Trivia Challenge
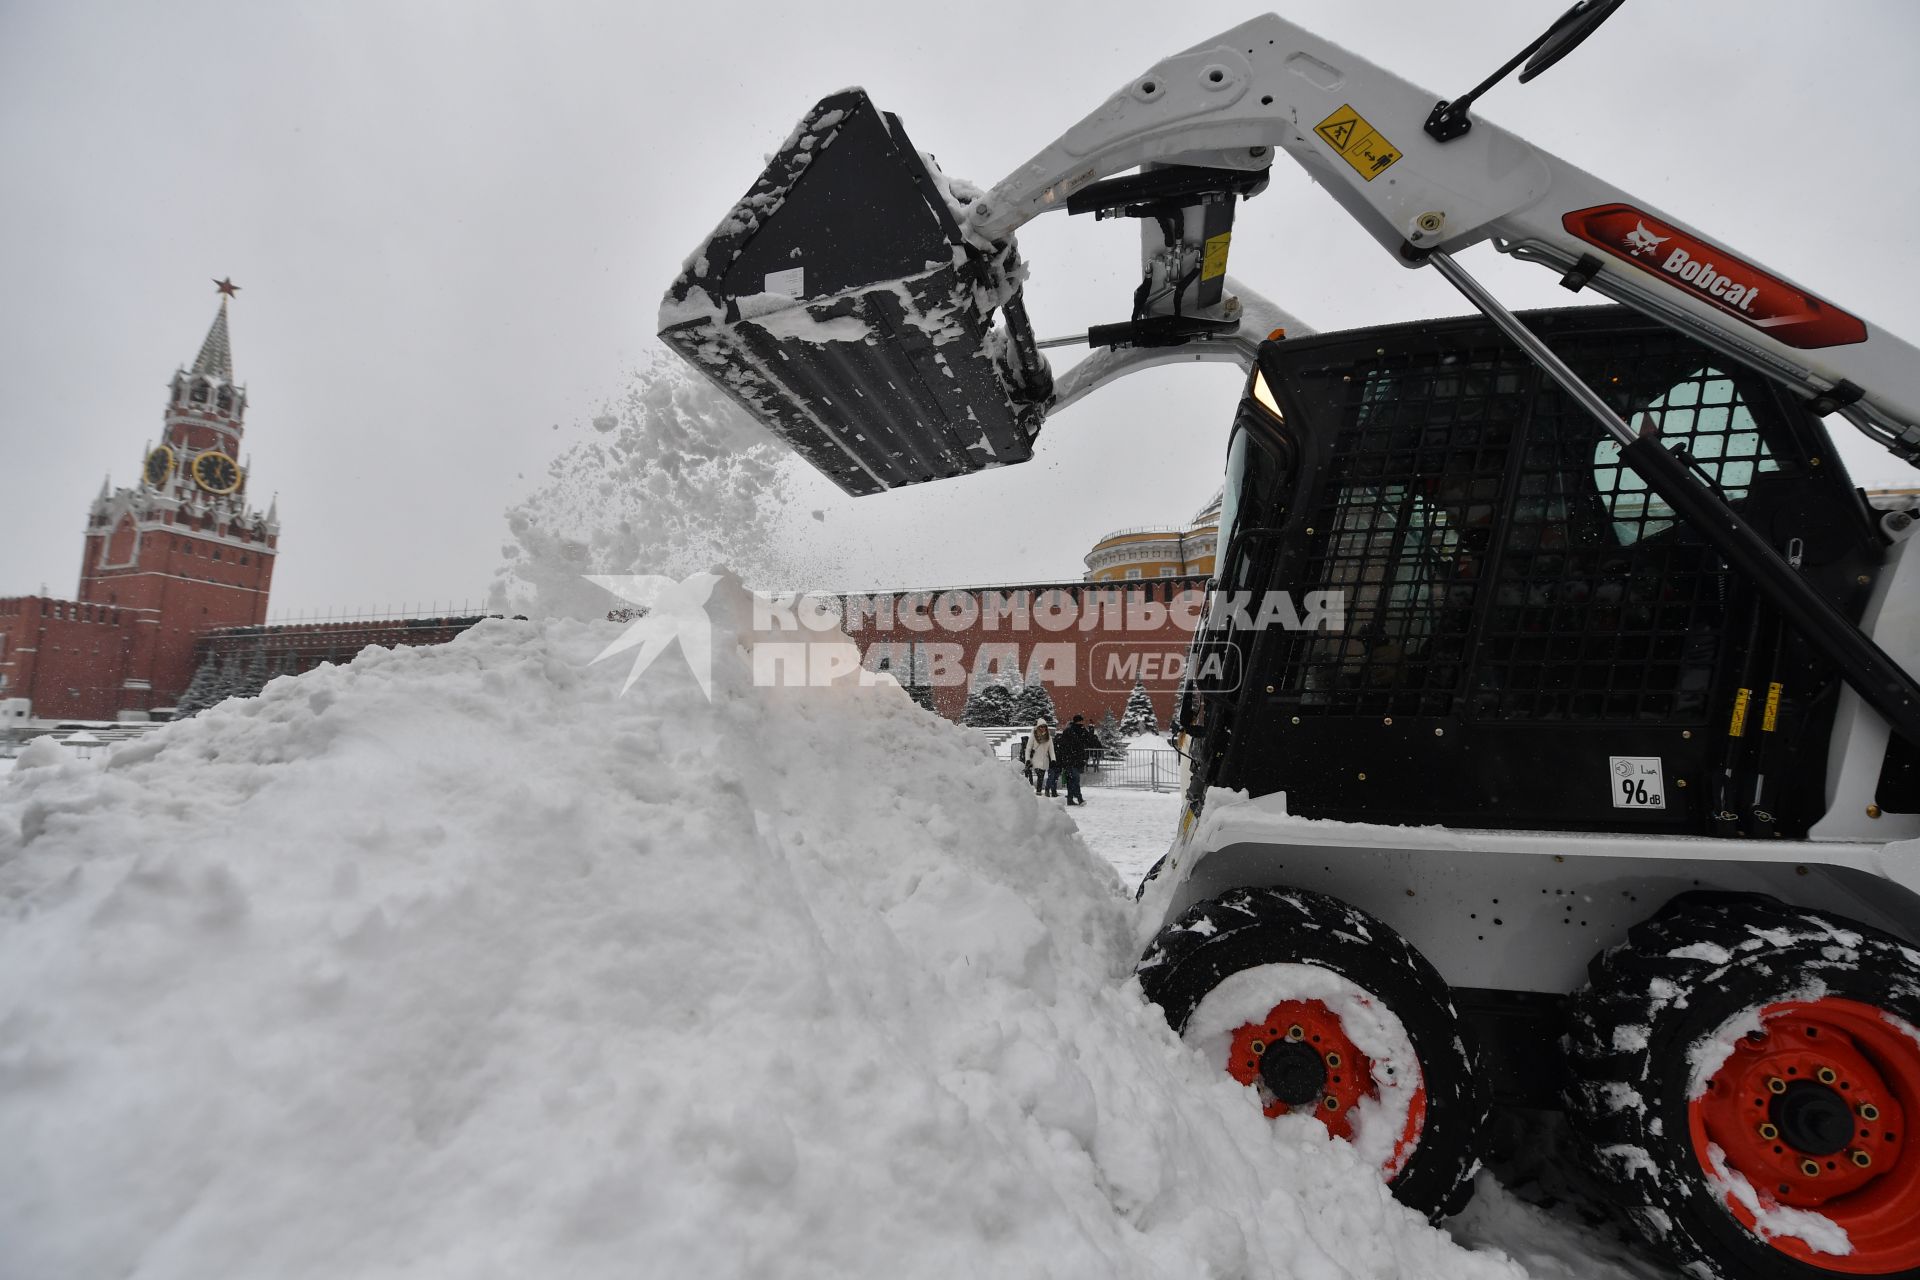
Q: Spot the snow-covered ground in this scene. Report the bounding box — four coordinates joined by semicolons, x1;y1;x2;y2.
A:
1061;787;1181;886
0;603;1672;1279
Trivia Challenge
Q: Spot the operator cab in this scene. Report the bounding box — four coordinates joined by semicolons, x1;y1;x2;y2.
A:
1184;306;1888;838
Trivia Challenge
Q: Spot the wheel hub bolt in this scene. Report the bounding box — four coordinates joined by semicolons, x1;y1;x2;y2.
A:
1288;1025;1306;1042
1758;1123;1780;1140
1323;1095;1340;1112
1767;1077;1788;1095
1852;1149;1873;1169
1745;1029;1768;1045
1326;1052;1342;1068
1860;1103;1881;1121
1817;1067;1838;1084
1251;1040;1266;1055
1800;1159;1821;1178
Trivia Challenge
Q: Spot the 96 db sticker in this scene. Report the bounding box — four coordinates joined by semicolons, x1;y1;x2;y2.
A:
1610;756;1666;809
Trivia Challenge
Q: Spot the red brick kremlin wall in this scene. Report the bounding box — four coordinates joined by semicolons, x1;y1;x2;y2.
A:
194;615;492;674
0;597;135;721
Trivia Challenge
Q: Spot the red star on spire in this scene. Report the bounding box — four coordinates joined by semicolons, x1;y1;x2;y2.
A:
213;277;241;298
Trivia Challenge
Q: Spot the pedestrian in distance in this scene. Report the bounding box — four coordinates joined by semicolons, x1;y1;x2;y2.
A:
1027;720;1058;797
1055;713;1099;806
1017;733;1033;785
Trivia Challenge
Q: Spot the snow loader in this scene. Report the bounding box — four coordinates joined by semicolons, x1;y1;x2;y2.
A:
659;6;1920;1276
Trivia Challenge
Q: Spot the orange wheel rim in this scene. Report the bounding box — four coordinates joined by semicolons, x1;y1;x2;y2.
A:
1689;997;1920;1271
1225;998;1427;1178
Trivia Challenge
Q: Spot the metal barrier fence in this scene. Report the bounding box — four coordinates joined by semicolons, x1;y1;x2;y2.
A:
1084;749;1182;791
1005;748;1182;791
1006;744;1185;791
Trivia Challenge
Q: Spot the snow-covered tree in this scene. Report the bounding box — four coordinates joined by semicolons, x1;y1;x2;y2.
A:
906;683;936;714
173;654;224;719
1096;709;1125;754
961;680;1017;727
1119;681;1159;737
1011;679;1056;726
207;652;247;705
226;648;270;701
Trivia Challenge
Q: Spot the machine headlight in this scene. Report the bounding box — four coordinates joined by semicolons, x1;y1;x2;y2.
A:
1251;368;1284;421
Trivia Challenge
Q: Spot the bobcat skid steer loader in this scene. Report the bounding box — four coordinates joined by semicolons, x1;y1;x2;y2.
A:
659;6;1920;1276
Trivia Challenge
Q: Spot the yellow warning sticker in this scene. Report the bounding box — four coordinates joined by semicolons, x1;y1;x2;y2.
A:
1763;682;1783;732
1201;232;1232;281
1729;686;1752;737
1314;104;1402;182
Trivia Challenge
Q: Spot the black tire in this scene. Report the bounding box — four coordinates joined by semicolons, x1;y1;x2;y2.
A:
1565;892;1920;1280
1136;886;1486;1221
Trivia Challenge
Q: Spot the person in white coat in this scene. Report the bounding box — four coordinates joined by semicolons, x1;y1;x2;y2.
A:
1027;721;1058;797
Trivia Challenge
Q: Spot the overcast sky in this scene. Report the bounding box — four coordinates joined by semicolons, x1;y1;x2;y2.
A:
3;1;1917;616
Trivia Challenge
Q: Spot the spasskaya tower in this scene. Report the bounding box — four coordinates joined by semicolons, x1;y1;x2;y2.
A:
74;279;281;714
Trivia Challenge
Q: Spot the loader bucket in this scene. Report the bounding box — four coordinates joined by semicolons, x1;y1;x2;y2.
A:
658;89;1052;496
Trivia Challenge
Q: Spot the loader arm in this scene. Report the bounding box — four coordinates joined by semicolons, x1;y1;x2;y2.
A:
968;12;1920;455
950;11;1920;746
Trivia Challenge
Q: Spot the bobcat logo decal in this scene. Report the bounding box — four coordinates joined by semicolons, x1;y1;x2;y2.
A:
1623;221;1668;258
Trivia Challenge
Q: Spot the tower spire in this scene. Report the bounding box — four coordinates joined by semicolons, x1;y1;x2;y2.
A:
193;280;239;380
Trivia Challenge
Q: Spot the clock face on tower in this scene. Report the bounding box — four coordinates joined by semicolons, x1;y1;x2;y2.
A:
144;445;174;487
192;450;242;495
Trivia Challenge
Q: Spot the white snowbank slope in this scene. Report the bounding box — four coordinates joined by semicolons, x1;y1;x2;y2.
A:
0;582;1523;1280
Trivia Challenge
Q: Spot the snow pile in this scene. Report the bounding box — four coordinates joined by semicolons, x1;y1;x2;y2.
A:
0;582;1524;1280
490;355;833;619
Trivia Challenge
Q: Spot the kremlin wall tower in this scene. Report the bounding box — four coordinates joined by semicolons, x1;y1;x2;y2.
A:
0;286;477;732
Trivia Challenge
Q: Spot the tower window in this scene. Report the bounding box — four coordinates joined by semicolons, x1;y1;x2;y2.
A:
191;380;209;404
216;387;233;411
